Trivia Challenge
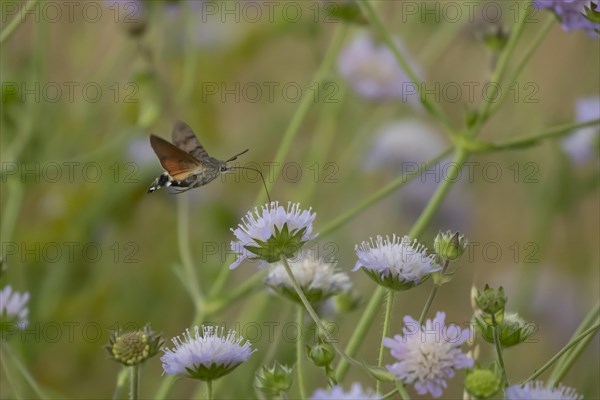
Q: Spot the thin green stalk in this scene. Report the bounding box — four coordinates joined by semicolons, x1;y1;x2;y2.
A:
522;322;600;384
319;148;452;238
471;3;528;135
177;195;203;304
1;345;23;399
336;148;470;380
549;302;599;384
491;314;509;386
377;290;394;394
204;271;267;315
358;0;451;132
129;365;139;400
418;260;450;325
2;343;47;399
296;307;307;399
0;0;40;45
255;25;347;205
207;380;213;400
112;367;129;400
0;180;23;260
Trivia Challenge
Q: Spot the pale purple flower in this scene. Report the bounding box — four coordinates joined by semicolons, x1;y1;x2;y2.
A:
383;312;474;398
354;235;441;290
310;383;379;399
229;202;317;269
0;285;30;329
161;325;254;380
562;96;600;164
535;0;600;37
337;31;421;104
505;381;582;399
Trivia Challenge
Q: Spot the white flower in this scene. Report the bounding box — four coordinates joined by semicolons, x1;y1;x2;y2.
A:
354;235;441;290
229;202;317;269
562;96;600;164
505;381;582;400
337;31;421;104
310;382;379;400
383;312;474;398
0;285;30;329
161;325;255;381
266;250;352;303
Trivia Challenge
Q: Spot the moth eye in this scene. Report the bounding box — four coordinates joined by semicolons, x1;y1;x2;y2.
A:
221;166;227;172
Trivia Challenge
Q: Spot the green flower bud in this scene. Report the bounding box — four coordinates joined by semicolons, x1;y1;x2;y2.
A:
480;25;509;53
474;312;535;348
332;289;362;313
318;0;367;24
254;361;294;396
464;368;502;399
307;341;335;368
475;285;507;318
434;231;468;261
245;223;308;263
105;324;163;366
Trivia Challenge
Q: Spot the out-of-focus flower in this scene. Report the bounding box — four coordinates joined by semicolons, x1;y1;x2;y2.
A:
105;0;147;36
266;250;352;304
161;325;254;381
505;381;582;399
383;312;474;398
464;368;502;399
534;0;600;37
229;202;317;269
310;382;379;399
337;31;421;104
0;285;30;329
562;96;600;164
354;235;441;291
106;324;163;366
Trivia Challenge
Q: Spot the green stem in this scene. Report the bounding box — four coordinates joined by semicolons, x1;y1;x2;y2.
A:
255;25;347;205
522;322;600;384
296;307;307;399
418;260;450;325
377;290;394;394
491;314;509;386
129;365;139;400
207;380;213;400
481;119;600;152
336;149;470;380
2;343;48;399
112;367;129;400
204;271;267;315
319;148;452;238
0;179;23;260
358;0;451;132
177;195;203;304
0;0;40;45
549;302;600;384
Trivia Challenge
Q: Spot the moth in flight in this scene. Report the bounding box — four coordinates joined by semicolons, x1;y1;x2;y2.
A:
148;120;270;201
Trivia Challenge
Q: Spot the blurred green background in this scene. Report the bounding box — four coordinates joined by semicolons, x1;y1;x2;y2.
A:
1;0;598;398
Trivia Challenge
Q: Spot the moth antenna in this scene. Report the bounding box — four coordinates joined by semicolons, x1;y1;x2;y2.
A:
226;149;249;163
228;166;272;204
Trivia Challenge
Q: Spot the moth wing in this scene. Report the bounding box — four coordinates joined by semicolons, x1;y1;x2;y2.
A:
150;135;201;181
171;120;210;162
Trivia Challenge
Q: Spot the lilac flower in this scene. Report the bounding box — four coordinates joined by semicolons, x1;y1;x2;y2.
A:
310;383;379;399
383;312;474;398
562;96;600;164
354;235;441;290
161;325;255;381
535;0;600;37
505;381;582;399
337;31;421;104
0;285;30;329
230;202;317;269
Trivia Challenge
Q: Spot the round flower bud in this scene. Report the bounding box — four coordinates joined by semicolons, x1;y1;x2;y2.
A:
254;361;294;396
106;324;163;366
434;231;467;261
474;312;535;348
307;341;335;368
475;285;507;318
464;368;502;399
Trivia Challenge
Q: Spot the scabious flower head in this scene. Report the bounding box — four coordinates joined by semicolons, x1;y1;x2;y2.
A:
161;325;255;381
337;31;421;104
310;383;379;399
354;235;441;291
266;250;352;304
562;96;600;164
383;312;474;398
106;324;163;366
230;202;317;269
505;381;582;399
0;285;30;330
534;0;600;37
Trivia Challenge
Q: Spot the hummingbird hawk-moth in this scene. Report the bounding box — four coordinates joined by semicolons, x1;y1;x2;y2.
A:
148;120;270;201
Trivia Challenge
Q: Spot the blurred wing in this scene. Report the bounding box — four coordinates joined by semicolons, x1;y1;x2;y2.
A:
150;135;200;181
171;120;210;162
